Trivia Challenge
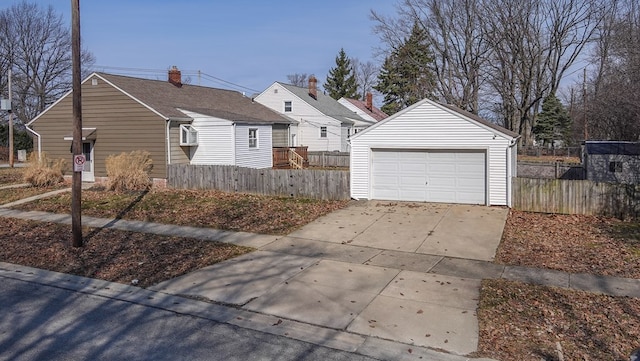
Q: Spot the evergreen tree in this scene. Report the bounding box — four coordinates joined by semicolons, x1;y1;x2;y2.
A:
374;23;435;115
323;48;358;100
533;94;572;147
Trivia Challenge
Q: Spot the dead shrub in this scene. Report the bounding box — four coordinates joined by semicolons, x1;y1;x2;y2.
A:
106;150;153;191
23;152;67;187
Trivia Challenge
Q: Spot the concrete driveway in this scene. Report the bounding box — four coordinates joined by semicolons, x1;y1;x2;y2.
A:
151;201;509;357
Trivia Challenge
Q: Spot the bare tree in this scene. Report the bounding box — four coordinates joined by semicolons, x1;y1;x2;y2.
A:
583;0;640;140
371;0;603;143
482;0;602;144
372;0;488;114
0;2;95;124
351;58;379;100
286;73;308;87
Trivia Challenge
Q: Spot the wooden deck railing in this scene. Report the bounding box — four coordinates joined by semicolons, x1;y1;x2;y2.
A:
273;147;308;169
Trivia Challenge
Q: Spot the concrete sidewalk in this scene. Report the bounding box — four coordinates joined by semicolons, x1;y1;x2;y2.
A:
1;192;640;359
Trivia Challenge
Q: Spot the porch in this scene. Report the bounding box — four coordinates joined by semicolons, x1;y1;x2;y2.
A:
273;147;309;169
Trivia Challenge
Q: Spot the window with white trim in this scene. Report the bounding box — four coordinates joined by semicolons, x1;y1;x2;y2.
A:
320;126;327;138
180;124;198;146
249;128;258;148
284;101;292;112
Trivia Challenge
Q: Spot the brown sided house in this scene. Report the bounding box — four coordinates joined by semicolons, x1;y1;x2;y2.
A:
26;67;294;183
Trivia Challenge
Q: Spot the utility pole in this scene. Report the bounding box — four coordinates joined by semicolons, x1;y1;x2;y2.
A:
71;0;83;247
8;69;13;167
583;67;588;141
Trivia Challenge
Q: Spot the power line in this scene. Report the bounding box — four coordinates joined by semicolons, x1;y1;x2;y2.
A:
92;65;260;93
198;72;260;93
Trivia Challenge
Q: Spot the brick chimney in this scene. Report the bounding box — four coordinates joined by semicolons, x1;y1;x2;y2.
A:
168;66;182;87
308;75;317;100
365;92;373;111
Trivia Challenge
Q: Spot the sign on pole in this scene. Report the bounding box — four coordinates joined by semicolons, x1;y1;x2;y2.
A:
73;154;86;172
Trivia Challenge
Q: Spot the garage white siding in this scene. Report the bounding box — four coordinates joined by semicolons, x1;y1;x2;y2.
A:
350;99;518;206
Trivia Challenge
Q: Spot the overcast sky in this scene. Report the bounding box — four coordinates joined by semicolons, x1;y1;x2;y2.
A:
3;0;397;94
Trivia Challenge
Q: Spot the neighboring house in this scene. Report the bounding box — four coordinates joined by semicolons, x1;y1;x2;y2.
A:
350;98;520;206
338;93;388;133
254;76;366;152
584;141;640;184
26;67;293;183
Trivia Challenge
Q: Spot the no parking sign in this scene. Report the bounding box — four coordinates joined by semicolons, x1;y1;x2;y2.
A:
73;154;86;172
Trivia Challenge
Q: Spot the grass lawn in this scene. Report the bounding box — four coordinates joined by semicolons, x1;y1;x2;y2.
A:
0;218;252;288
14;187;350;235
0;167;26;185
476;210;640;360
3;180;639;359
518;155;581;164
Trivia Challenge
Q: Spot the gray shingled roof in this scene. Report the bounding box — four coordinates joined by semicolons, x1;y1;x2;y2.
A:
277;82;367;125
97;73;293;124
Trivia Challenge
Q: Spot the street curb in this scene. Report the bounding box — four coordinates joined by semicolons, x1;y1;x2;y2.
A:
0;262;492;361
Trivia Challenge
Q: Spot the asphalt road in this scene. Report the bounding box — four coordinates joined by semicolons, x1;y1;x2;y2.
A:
0;277;378;361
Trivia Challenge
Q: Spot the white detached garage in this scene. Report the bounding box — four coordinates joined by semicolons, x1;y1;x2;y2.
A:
350;99;519;206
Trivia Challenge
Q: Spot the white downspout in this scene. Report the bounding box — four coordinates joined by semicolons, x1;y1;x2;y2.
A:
232;123;237;165
166;119;172;165
25;125;42;161
507;137;520;208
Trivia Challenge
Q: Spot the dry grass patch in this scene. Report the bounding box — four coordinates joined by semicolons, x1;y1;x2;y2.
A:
496;210;640;278
0;167;25;185
0;218;252;288
518;155;581;164
23;153;67;187
0;185;68;205
106;150;153;191
15;188;350;235
477;279;640;361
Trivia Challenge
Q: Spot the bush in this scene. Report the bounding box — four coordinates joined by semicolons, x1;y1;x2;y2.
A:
106;150;153;191
23;152;67;187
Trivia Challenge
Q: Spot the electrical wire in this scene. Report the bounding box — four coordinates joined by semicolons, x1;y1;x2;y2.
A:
92;65;260;93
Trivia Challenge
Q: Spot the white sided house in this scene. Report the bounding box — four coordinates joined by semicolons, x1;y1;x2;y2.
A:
350;98;519;206
177;109;274;168
338;93;388;133
255;76;365;152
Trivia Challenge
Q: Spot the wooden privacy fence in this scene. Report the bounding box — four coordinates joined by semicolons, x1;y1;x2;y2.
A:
167;164;350;200
512;177;640;219
308;151;350;168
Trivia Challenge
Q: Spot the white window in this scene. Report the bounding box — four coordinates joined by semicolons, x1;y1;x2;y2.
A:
249;128;258;148
180;124;198;146
284;101;292;112
320;126;327;138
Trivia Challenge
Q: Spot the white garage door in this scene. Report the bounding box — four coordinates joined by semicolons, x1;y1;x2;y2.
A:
371;149;486;204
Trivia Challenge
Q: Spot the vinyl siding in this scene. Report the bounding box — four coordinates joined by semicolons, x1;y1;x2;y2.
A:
297;116;342;151
187;113;235;166
235;124;272;168
255;83;344;151
341;124;351;152
350;100;514;206
30;75;167;178
169;122;190;165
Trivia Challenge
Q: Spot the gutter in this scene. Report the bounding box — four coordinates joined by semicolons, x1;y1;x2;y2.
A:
25;125;42;161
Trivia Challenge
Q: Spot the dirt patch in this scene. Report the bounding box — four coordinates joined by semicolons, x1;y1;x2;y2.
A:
0;167;26;185
14;187;350;235
0;218;251;288
518;155;581;164
496;210;640;278
477;279;640;361
0;185;69;205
